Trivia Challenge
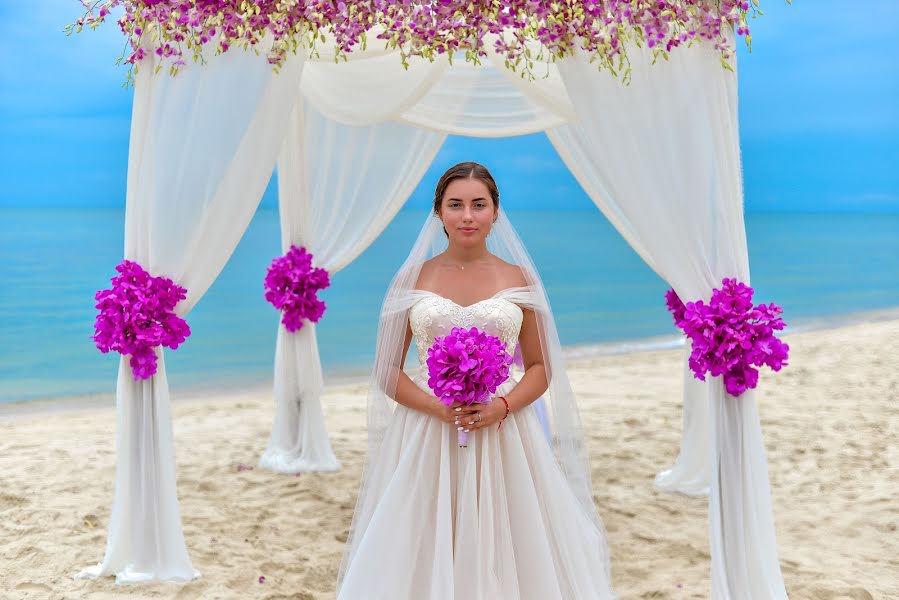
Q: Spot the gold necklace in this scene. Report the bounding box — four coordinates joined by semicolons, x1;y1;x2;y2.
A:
445;255;486;271
445;259;472;271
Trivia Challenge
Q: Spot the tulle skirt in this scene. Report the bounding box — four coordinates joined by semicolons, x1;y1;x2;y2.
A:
337;378;616;600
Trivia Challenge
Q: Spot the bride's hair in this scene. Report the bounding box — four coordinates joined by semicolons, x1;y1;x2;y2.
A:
432;161;501;216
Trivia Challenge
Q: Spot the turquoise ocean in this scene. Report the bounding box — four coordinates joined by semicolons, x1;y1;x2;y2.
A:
1;208;897;403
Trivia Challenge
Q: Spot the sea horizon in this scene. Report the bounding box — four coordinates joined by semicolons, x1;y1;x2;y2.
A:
2;207;898;404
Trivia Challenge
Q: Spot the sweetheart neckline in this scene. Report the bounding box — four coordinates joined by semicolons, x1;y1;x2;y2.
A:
412;288;525;310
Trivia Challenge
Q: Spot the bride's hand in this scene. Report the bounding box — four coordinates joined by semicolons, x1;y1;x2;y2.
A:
429;400;479;425
456;397;507;432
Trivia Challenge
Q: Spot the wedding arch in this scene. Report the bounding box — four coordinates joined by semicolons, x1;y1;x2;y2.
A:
76;3;788;598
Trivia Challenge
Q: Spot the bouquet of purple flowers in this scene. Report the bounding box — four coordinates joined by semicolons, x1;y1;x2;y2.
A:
666;278;789;397
426;326;513;447
92;260;191;380
264;245;330;332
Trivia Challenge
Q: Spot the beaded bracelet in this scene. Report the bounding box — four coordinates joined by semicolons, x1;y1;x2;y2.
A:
497;396;511;430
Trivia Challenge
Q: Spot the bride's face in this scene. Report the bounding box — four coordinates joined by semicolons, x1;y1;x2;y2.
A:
438;178;497;247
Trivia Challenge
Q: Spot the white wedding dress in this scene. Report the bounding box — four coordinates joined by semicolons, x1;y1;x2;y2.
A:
337;288;616;600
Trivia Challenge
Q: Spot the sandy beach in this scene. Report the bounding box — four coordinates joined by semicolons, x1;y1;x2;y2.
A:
1;318;897;599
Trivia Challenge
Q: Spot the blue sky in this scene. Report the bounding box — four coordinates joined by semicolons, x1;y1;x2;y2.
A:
1;1;897;212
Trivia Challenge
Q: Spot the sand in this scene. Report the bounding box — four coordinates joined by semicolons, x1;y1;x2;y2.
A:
1;319;897;599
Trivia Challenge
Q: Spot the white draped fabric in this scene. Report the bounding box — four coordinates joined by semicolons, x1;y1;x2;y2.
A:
264;50;569;474
654;345;712;496
300;50;570;135
78;49;305;582
84;30;787;599
545;42;787;598
259;97;446;473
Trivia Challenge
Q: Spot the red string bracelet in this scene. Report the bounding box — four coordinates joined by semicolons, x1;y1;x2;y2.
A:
497;396;511;430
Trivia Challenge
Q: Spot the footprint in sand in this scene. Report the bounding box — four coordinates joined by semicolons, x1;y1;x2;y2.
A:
82;513;100;529
0;493;28;510
15;582;52;593
808;588;875;600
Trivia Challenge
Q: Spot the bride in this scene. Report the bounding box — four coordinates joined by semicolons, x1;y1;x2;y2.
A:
337;162;616;599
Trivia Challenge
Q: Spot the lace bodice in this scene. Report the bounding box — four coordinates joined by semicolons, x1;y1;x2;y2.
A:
409;291;525;371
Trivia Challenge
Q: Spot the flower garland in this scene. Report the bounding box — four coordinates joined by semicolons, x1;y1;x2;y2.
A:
92;260;191;380
665;278;789;397
263;245;329;332
67;1;771;84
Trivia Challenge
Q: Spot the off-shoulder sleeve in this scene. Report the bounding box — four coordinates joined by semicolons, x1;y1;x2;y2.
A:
493;285;549;313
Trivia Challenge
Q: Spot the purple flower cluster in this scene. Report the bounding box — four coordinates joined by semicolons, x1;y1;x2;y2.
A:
665;288;687;327
263;245;329;332
68;1;762;84
666;278;789;397
92;260;191;380
427;327;513;407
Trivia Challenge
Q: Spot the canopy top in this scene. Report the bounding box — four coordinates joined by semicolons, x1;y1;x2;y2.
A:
69;1;757;85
